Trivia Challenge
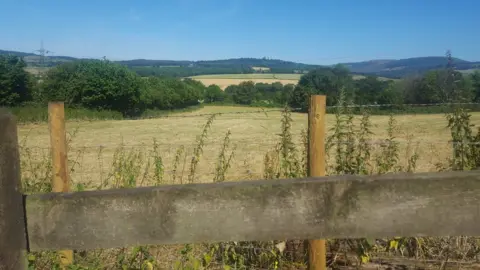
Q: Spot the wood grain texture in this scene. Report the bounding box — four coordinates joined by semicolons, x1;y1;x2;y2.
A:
0;110;27;270
48;102;73;267
26;170;480;251
308;95;327;270
48;102;70;193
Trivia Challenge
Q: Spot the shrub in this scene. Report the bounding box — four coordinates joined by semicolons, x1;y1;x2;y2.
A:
0;55;33;106
40;60;143;116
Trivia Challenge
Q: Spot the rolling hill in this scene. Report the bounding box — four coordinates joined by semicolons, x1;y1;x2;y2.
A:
342;57;480;78
1;49;478;78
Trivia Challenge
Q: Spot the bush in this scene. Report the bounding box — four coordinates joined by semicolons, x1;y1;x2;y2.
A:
40;60;143;116
0;55;33;106
204;84;225;103
141;77;204;110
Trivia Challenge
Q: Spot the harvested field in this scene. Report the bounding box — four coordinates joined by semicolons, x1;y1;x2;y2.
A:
190;73;396;89
189;74;301;89
17;105;480;187
15;104;480;269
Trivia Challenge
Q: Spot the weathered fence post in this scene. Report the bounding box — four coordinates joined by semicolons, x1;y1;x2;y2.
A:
308;95;327;270
48;102;73;267
0;110;27;270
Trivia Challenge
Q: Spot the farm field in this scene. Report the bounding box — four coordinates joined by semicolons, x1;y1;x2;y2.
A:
189;73;301;89
189;73;395;89
17;105;480;189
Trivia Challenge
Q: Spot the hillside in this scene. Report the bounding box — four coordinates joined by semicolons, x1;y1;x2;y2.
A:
343;57;480;78
1;49;478;78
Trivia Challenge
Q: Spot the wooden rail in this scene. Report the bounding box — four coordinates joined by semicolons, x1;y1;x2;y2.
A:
25;170;480;251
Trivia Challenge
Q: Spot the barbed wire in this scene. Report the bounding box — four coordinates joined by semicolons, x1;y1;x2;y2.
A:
18;139;480;151
326;102;480;109
60;102;480;121
138;108;286;119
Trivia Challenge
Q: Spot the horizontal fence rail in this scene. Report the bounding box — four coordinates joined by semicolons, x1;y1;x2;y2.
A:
26;170;480;251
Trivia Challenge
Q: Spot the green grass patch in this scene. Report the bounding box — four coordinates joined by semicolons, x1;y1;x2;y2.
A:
6;104;205;123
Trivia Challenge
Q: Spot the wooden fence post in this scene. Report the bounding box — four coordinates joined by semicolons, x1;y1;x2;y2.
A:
0;110;28;270
308;95;327;270
48;102;73;267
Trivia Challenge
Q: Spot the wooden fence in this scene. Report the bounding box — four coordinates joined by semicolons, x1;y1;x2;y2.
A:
2;96;480;270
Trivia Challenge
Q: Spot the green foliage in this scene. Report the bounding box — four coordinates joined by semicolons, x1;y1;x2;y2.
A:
354;75;392;104
230;81;257;105
0;55;33;105
188;114;216;183
41;60;144;116
142;76;203;110
10;105;123;123
289;65;354;111
214;130;236;183
204;84;226;103
471;71;480;102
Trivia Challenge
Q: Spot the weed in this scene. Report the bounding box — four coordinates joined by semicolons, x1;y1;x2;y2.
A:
188;114;216;183
213;130;236;182
171;145;185;185
152;138;164;185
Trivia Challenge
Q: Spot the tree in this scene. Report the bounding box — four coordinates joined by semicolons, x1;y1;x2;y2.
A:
288;65;353;111
41;60;143;116
470;71;480;102
204;84;225;103
354;76;391;104
0;55;32;106
232;81;256;105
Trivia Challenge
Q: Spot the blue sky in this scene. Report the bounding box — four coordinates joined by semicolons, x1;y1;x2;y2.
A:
1;0;479;64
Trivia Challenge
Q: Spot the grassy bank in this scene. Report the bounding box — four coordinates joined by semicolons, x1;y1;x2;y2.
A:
6;104;205;123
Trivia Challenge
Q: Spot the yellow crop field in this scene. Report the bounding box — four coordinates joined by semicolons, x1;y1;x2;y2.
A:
190;73;395;89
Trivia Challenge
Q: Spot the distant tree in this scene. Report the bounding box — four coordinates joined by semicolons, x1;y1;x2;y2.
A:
377;81;404;105
42;60;143;116
288;65;353;111
354;76;391;104
275;83;295;105
204;84;225;103
288;84;312;111
0;55;32;106
470;71;480;102
232;81;256;105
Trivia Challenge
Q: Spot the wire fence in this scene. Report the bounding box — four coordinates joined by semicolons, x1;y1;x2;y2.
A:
120;102;480;120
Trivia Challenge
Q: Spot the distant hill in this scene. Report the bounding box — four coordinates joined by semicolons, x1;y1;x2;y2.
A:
116;57;320;74
0;49;85;67
342;57;480;78
1;49;478;78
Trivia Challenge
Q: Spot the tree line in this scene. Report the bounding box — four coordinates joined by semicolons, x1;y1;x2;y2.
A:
2;54;480;117
1;56;208;116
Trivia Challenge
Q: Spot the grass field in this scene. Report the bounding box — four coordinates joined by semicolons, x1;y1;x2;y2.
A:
189;73;301;89
190;73;396;89
17;105;479;187
17;104;480;268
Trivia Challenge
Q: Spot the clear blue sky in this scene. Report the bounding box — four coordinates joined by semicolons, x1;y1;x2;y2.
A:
1;0;479;64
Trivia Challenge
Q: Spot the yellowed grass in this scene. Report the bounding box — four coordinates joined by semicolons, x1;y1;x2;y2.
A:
17;106;480;187
195;78;298;89
190;73;396;89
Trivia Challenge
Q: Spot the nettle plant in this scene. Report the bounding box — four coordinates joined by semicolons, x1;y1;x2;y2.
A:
324;88;423;266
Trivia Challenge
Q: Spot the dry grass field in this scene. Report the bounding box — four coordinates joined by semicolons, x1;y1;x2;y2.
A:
17;105;480;189
189;74;301;89
190;74;396;89
17;104;480;269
